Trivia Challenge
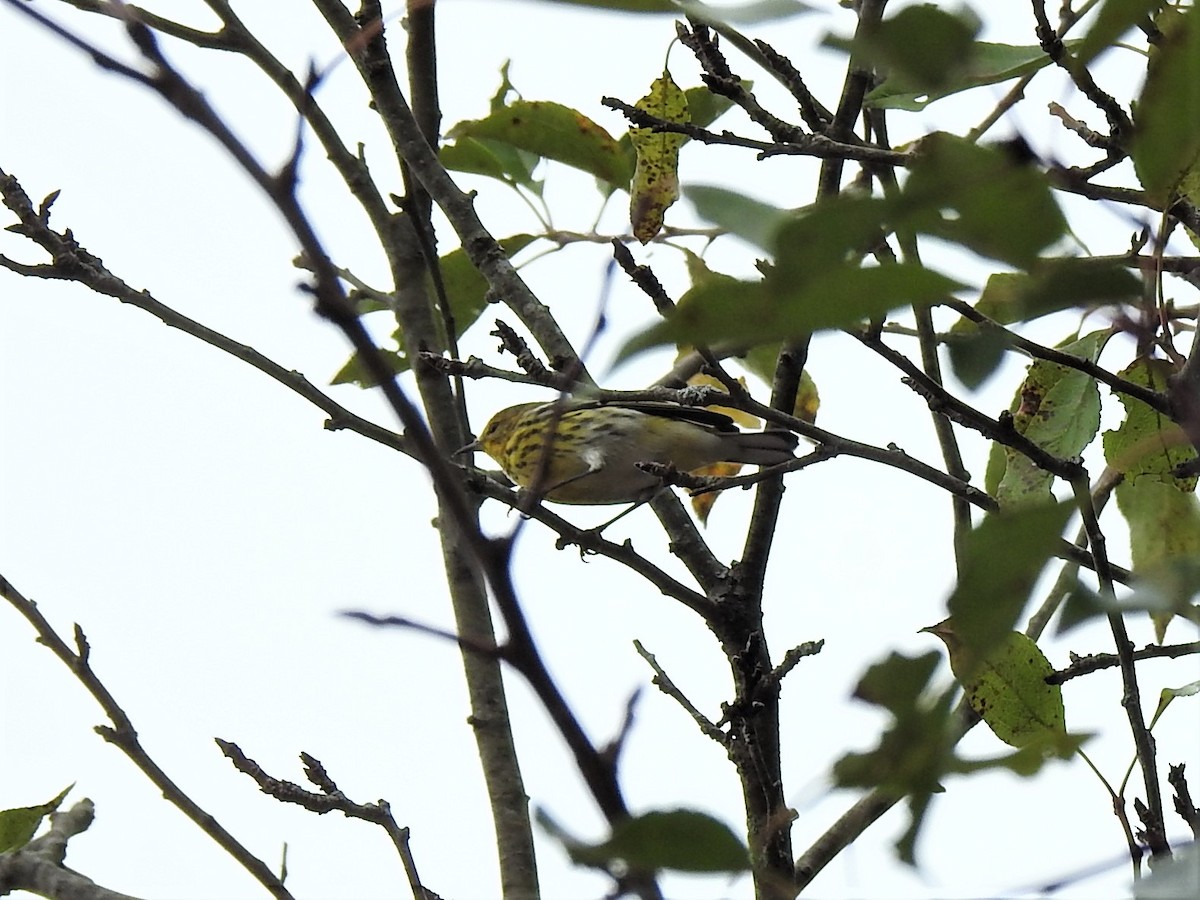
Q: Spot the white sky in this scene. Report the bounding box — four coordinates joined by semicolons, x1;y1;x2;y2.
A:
2;1;1198;898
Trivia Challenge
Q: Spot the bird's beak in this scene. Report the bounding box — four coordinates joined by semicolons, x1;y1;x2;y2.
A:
455;439;482;457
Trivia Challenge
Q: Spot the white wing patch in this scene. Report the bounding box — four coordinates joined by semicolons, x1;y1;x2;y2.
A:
580;444;607;473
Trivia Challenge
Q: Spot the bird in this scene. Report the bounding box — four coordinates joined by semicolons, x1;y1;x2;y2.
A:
466;399;798;505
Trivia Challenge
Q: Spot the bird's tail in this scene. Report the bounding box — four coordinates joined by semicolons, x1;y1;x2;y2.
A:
725;429;799;466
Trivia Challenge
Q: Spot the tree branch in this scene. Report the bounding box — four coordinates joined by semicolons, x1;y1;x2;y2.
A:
0;574;292;899
0;799;145;900
215;742;442;900
1047;641;1200;685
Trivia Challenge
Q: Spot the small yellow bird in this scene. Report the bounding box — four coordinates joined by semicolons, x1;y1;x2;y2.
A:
468;400;798;505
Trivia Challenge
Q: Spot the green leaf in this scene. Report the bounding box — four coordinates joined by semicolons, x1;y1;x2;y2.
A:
1123;482;1200;570
692;146;1068;279
532;0;678;13
1132;4;1200;201
630;71;688;243
1054;579;1109;635
684;85;740;131
332;234;537;387
1129;558;1200;621
488;60;519;115
0;786;72;853
1116;480;1200;640
594;810;749;873
1056;562;1200;635
945;259;1132;393
836;654;956;798
771;196;893;278
439;233;538;336
619;263;961;360
902;134;1066;267
946;501;1075;668
992;331;1108;507
929;628;1067;747
1077;0;1164;64
441;136;544;194
866;41;1073;111
853;651;941;714
685;185;794;251
677;247;729;288
969;260;1141;326
954;732;1087;777
947;327;1011;390
1102;357;1196;486
983;435;1007;498
1149;678;1200;729
837;653;957;864
686;188;891;264
842;4;981;94
676;0;813;26
330;344;407;388
448;100;632;190
968;272;1031;326
538;807;749;873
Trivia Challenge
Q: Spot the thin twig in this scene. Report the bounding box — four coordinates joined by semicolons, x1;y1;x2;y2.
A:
941;297;1169;413
1031;0;1133;140
1168;764;1199;839
1027;467;1121;639
0;573;292;899
1047;641;1200;685
0;170;412;457
216;742;442;900
860;331;1087;482
1070;477;1170;858
601;96;908;168
7;14;652;896
633;640;727;745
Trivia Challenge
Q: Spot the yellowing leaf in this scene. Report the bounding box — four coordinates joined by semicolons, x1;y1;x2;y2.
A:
743;345;820;423
630;72;689;243
684;371;756;523
448;100;632;190
794;368;820;424
689;459;742;524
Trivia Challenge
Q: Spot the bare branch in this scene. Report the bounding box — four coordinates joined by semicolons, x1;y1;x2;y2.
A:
1168;764;1200;840
1047;641;1200;685
0;573;292;899
633;640;727;745
601;95;908;168
215;742;442;900
0;169;410;458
